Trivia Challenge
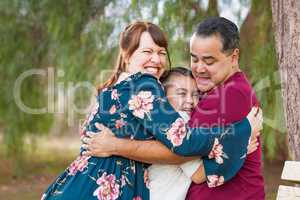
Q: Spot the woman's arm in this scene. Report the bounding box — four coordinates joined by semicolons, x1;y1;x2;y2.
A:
83;126;259;185
83;126;196;164
83;126;260;159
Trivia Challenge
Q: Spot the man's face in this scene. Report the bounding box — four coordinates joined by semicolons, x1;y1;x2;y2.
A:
190;34;239;92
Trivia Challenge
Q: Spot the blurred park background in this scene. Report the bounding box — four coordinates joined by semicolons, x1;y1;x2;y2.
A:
0;0;291;199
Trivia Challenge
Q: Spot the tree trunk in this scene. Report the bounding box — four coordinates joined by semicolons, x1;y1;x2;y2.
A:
271;0;300;161
206;0;219;17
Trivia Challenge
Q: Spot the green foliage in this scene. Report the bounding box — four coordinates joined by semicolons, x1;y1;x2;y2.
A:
0;0;114;163
1;1;53;159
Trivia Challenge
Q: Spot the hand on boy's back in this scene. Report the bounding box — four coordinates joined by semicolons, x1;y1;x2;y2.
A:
81;123;117;157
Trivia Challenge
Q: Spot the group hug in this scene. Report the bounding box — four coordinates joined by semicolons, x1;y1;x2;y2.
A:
41;17;265;200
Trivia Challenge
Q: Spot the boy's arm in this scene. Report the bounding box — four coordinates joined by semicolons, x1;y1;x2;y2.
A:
191;165;206;184
179;159;206;184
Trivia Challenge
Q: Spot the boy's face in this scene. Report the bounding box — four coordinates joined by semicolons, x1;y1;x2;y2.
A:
190;34;239;92
165;74;200;115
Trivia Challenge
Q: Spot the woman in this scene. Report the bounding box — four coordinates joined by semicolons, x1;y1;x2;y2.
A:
42;21;261;200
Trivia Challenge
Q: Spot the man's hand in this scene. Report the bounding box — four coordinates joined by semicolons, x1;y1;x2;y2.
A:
247;131;260;154
245;107;262;154
246;107;263;138
81;123;117;157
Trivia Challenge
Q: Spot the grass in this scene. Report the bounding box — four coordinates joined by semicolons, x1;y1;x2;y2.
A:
0;135;79;200
0;154;74;200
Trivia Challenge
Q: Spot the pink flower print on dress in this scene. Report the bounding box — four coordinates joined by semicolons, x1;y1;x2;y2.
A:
166;118;187;147
133;197;142;200
93;172;120;200
121;175;126;187
109;105;117;114
80;126;87;137
68;155;90;175
128;91;154;119
111;89;119;100
81;118;88;129
207;175;225;188
208;138;225;164
115;118;126;129
87;102;99;123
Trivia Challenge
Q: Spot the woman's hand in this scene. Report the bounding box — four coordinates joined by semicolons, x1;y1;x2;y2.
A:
81;123;118;157
246;107;263;137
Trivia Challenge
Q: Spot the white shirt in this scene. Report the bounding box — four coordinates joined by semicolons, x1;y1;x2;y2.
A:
148;111;203;200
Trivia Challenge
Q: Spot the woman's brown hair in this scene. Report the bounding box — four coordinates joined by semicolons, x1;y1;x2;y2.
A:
97;21;171;93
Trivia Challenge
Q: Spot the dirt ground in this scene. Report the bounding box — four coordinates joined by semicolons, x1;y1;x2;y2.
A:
0;136;290;200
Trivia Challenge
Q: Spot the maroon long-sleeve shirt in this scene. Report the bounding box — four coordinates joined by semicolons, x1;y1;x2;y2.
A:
186;72;265;200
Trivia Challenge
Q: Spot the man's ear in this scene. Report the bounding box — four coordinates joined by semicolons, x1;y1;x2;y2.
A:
231;48;240;64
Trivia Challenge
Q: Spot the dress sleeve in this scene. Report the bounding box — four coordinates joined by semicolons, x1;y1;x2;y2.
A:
120;73;252;186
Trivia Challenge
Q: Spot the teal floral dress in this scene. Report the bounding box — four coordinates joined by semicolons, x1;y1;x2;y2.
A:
42;73;252;200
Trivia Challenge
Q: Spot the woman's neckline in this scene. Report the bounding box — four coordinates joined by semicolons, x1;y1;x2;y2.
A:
115;72;132;85
110;71;159;89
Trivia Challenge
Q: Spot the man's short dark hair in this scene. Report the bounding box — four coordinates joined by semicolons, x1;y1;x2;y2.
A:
195;17;240;53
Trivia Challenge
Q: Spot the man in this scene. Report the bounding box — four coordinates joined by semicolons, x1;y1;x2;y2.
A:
82;17;264;200
185;17;265;200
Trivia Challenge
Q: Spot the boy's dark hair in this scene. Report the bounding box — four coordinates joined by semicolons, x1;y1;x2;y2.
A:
195;17;240;53
159;67;193;85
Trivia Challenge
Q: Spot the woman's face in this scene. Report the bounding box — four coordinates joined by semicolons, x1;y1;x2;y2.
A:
165;74;200;115
125;31;167;78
